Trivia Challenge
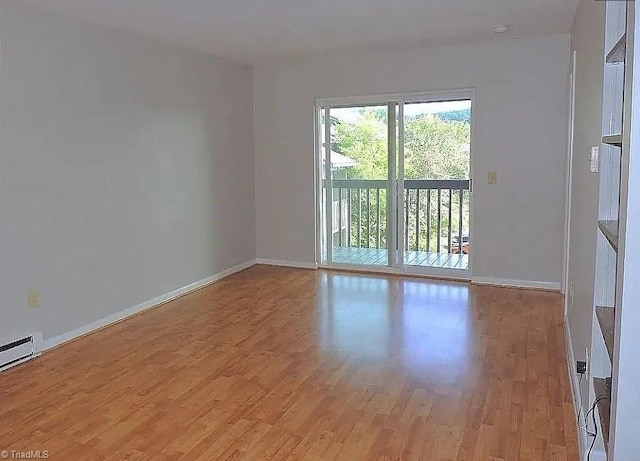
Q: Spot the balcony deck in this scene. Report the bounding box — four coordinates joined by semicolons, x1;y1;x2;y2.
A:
331;246;469;270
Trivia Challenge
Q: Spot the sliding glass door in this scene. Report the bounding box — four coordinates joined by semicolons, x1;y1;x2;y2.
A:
317;101;400;268
317;92;472;277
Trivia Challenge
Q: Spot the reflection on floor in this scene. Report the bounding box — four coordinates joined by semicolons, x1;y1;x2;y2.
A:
318;271;471;382
331;246;469;269
0;266;577;460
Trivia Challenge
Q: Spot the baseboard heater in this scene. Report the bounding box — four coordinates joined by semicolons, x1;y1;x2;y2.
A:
0;335;37;372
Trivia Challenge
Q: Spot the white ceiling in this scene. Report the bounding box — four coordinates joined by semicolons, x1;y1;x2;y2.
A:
24;0;579;64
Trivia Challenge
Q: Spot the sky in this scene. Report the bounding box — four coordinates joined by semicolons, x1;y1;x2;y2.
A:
405;100;471;116
331;100;471;123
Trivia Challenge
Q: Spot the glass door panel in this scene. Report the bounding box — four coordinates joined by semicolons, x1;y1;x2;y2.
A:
320;103;395;268
401;99;472;273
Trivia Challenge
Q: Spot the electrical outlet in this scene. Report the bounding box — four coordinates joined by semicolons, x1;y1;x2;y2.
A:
28;289;40;308
488;171;498;185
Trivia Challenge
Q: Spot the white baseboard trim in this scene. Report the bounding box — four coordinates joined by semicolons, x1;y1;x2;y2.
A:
42;259;257;351
255;258;318;270
565;317;588;459
471;276;561;291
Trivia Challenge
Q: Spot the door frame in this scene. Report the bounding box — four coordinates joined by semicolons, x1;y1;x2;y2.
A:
314;88;475;280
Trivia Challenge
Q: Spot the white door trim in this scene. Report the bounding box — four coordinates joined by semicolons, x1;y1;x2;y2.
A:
563;51;577;308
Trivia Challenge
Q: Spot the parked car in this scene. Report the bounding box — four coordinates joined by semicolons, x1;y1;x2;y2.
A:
450;235;470;254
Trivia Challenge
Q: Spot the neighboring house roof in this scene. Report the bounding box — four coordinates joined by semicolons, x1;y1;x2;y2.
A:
322;150;358;169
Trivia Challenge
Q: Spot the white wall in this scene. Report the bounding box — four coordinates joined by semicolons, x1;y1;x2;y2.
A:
254;35;570;285
567;0;604;417
0;3;255;343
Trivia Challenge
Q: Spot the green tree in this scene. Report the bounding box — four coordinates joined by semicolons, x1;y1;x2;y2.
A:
332;108;471;252
335;111;388;180
403;114;470;180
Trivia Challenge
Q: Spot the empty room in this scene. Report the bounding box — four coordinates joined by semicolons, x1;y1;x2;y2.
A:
1;0;639;460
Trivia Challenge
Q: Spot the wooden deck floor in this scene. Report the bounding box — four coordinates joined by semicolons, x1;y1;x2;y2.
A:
332;246;469;270
0;266;578;460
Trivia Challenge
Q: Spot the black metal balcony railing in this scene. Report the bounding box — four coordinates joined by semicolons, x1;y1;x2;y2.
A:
326;179;470;254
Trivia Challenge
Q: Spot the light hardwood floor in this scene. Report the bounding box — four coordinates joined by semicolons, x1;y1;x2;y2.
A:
0;266;579;460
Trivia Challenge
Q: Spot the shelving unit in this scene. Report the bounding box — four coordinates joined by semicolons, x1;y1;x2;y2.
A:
593;377;612;451
591;1;623;458
595;306;615;362
589;2;640;460
601;134;622;147
606;34;626;64
597;220;619;251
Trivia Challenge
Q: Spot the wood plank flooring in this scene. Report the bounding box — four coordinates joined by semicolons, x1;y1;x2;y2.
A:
0;265;579;460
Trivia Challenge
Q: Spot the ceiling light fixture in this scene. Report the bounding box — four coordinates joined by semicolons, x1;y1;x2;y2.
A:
494;25;509;34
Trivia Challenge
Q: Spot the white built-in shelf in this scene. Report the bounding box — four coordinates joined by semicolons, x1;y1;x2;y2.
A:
594;377;612;452
599;220;619;251
606;33;627;64
602;134;623;147
596;306;615;363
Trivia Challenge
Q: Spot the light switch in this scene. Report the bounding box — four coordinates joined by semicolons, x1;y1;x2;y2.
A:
488;171;498;185
28;289;40;308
